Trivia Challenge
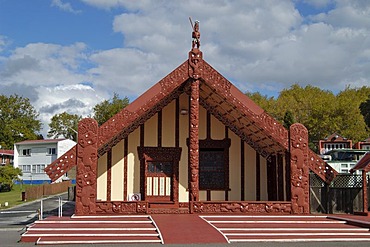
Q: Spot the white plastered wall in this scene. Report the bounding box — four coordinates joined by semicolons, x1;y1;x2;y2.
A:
127;128;140;196
111;140;124;201
178;93;189;202
97;153;107;201
144;113;157;146
96;90;270;203
162;100;176;147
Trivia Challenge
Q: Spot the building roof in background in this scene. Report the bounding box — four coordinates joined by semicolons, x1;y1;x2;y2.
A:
350;152;370;172
0;149;14;156
15;139;69;145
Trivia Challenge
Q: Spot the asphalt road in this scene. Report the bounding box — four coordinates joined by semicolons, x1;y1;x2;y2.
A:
1;195;370;247
0;193;72;228
0;193;76;246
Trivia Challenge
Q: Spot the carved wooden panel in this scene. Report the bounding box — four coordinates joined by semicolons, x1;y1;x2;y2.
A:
307;149;337;183
106;150;112;201
44;145;77;182
98;62;188;155
189;79;200;203
201;61;288;151
289;123;310;214
96;201;147;214
362;171;368;213
191;201;292;214
75;118;98;215
188;48;203;79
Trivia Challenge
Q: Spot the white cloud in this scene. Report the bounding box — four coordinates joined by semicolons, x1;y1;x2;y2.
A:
2;0;370;137
51;0;81;14
88;48;165;97
311;1;370;29
1;42;89;86
34;84;104;137
80;0;150;10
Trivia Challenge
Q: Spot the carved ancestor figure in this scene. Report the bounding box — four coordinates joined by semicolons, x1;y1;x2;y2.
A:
189;48;202;79
190;17;200;49
289;124;310;214
75;118;98;215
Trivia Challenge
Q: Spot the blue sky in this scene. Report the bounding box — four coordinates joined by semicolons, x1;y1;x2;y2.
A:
0;1;122;51
1;0;370;137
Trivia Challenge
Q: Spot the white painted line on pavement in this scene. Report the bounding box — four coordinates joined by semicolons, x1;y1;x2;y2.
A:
0;210;35;214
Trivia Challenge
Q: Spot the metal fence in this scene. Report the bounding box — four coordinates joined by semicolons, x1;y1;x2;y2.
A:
310;173;369;214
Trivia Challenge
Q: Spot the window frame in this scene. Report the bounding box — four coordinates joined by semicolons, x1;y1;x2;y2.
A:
21;149;31;156
47;148;56;155
191;138;231;191
22;164;31;173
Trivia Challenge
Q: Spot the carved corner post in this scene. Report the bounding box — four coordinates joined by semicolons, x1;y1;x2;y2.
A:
362;170;368;214
75;118;99;215
188;48;202;212
289;123;310;214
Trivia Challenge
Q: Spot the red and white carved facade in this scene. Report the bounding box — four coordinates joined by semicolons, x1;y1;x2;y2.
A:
45;26;338;215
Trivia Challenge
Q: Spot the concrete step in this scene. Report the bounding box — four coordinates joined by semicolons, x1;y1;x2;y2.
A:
36;235;162;245
200;215;370;243
21;215;164;245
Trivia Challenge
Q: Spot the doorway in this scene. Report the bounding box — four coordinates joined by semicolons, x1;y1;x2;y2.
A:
146;161;173;202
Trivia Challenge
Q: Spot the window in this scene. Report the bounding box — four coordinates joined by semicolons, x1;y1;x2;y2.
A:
22;149;31;156
47;148;56;155
189;138;231;191
32;164;45;173
22;165;31;172
341;164;348;168
199;149;226;190
147;162;172;175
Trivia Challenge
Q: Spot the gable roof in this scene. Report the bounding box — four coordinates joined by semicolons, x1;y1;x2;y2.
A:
0;150;14;156
350;152;370;172
98;59;288;158
15;139;68;145
46;55;337;183
323;133;349;142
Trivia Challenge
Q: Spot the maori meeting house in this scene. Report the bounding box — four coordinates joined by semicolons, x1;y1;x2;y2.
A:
45;21;338;216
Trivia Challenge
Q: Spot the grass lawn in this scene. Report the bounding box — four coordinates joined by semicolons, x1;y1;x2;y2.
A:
0;184;33;209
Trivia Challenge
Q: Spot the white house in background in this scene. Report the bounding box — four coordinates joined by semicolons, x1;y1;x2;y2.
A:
14;139;76;184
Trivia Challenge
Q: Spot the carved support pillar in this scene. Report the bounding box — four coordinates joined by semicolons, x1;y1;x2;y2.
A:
188;46;202;208
289;123;310;214
362;170;368;213
75;118;99;215
277;153;284;201
189;79;200;203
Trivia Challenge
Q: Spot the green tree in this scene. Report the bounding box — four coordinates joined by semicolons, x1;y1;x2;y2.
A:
47;112;81;141
0;165;22;191
335;86;370;144
93;93;130;125
359;94;370;130
245;92;277;116
0;94;42;149
274;84;337;147
283;110;295;129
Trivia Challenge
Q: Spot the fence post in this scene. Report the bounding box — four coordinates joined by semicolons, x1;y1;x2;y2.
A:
39;199;43;220
58;196;63;217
